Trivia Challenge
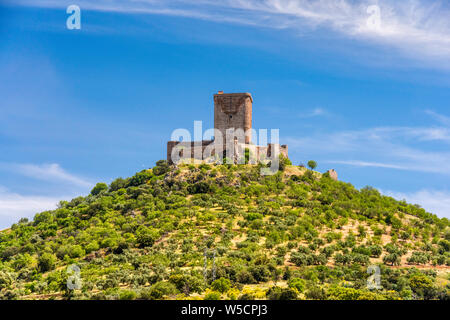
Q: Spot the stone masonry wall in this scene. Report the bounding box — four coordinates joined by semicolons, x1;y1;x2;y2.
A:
214;92;252;144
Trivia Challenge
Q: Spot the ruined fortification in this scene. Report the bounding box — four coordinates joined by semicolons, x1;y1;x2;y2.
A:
167;91;288;164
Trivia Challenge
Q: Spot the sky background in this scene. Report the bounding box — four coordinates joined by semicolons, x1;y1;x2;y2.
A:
0;0;450;228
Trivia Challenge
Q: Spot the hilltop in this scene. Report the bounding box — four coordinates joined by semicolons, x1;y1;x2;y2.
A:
0;159;449;300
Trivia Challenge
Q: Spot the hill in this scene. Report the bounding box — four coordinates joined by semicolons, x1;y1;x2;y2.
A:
0;160;449;300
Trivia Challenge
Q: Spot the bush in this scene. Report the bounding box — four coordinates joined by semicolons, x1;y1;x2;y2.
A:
136;226;160;247
266;286;297;300
188;182;210;194
407;252;430;265
278;154;292;171
153;162;169;176
90;183;108;196
109;178;127;191
141;281;177;300
409;273;437;299
119;290;137;300
38;253;56;272
169;274;205;294
211;277;231;293
69;245;85;258
327;286;384;300
85;241;100;253
288;278;306;293
128;170;153;186
305;286;327;300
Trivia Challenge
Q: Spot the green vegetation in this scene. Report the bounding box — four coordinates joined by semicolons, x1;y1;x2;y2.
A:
0;160;448;300
307;160;317;170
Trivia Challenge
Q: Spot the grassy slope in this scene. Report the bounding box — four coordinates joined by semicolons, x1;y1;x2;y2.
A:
0;162;449;300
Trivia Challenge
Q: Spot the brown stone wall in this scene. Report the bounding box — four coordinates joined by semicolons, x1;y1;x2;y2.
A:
167;140;214;164
214;92;252;144
328;169;338;181
267;143;288;158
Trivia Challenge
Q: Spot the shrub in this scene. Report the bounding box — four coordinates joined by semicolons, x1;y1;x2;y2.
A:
109;178;127;191
69;245;85;258
266;286;297;300
136;226;160;247
119;290;137;300
288;278;306;293
305;286;327;300
141;281;177;300
204;291;221;300
128;170;153;186
38;253;56;272
90;183;108;196
278;154;292;171
211;277;231;293
409;273;437;299
153;161;169;176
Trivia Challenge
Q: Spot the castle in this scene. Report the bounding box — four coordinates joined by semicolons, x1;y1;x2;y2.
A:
167;91;288;165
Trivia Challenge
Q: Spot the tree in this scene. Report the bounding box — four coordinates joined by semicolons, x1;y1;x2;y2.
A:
90;183;108;196
109;177;127;191
38;253;56;272
383;253;401;266
307;160;317;170
136;226;160;247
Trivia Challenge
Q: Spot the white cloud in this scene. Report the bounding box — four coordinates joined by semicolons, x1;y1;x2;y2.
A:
384;189;450;219
8;0;450;67
0;163;93;228
328;160;411;170
425;110;450;127
286;125;450;175
298;107;328;118
0;163;92;188
0;187;64;228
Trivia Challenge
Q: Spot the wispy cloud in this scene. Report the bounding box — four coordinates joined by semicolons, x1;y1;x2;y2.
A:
0;186;63;228
298;107;328;118
328;160;410;170
425;110;450;126
0;163;92;188
384;189;450;219
287;124;450;175
8;0;450;67
0;163;92;228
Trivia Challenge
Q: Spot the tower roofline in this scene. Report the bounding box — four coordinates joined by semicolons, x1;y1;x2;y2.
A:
214;92;253;103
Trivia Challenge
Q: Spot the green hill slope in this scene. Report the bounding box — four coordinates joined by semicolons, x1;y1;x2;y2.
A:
0;160;449;300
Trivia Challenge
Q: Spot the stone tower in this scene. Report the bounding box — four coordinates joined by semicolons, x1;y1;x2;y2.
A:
167;91;288;164
213;92;252;144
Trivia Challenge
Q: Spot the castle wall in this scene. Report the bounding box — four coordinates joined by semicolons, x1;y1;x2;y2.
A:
167;140;214;164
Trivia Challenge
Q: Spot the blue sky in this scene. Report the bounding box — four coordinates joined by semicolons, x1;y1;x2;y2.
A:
1;0;450;227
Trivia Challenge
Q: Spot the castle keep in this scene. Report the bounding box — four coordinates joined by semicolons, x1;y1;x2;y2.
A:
167;92;288;164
